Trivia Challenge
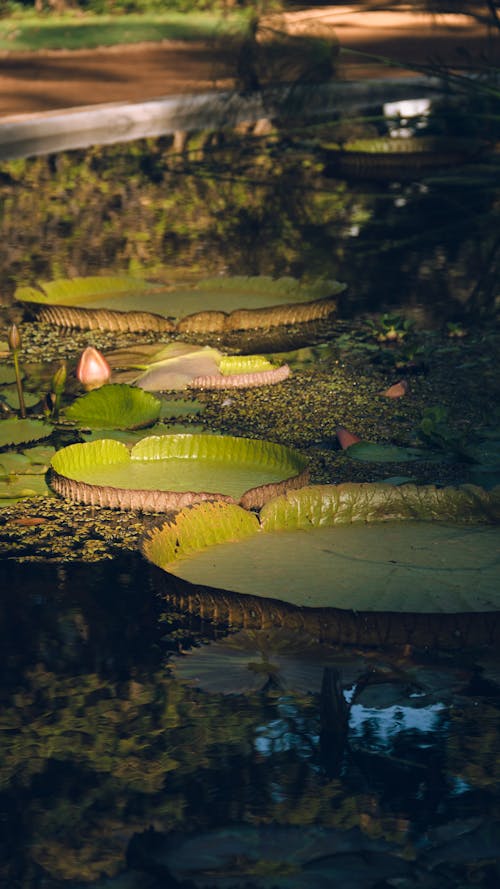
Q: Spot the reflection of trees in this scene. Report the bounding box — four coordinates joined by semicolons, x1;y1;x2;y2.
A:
2;549;499;886
0;138;358;299
1;124;498;324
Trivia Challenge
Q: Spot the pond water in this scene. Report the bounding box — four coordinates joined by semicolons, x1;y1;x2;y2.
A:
0;89;500;888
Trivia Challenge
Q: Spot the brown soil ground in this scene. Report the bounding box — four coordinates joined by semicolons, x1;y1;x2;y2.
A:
0;5;499;119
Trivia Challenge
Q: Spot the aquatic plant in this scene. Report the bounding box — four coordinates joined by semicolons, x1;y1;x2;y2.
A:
76;346;111;391
15;275;345;335
106;342;290;391
49;434;309;512
0;417;54;449
64;384;161;431
0;445;55;506
144;485;500;648
7;324;26;418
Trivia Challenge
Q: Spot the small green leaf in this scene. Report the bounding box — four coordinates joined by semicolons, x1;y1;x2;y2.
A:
22;445;56;465
159;399;205;418
65;384;161;430
0;418;54;448
0;473;52;504
346;441;433;463
0;366;19;385
0;453;32;475
0;386;40;410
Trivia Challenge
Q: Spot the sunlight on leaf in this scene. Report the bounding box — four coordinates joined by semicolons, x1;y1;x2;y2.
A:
65;384;161;430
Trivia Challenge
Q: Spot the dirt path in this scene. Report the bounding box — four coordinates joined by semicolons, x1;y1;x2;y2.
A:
0;5;498;119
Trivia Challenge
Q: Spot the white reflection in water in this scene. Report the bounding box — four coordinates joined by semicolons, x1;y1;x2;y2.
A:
383;97;431;137
349;701;446;747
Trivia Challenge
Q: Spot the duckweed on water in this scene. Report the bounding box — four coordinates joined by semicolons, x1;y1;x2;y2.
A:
0;498;158;562
1;320;499;560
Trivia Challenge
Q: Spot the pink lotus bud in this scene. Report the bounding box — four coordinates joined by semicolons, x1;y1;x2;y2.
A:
76;346;111;391
336;426;361;449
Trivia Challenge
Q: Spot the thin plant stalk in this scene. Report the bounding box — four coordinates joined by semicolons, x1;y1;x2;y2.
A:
7;324;26;419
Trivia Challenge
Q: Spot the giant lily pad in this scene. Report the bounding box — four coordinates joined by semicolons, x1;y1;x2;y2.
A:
15;275;344;334
323;137;487;180
106;342;290;391
16;275;174;333
49;434;309;512
143;484;500;648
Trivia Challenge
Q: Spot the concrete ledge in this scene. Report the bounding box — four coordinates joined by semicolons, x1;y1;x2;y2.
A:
0;77;444;161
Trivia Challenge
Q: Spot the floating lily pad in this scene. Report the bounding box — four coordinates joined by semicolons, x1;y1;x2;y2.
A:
16;275;174;333
0;473;52;505
0;447;54;476
0;366;19;385
22;445;56;465
65;384;161;430
0;417;53;448
144;485;500;648
345;441;435;463
323;137;487;180
0;444;56;506
109;342;290;391
159;399;205;418
0;386;40;411
16;275;344;335
49;434;309;512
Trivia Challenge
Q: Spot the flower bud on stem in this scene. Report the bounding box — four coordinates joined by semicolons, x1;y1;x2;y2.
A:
7;323;26;419
49;362;67;419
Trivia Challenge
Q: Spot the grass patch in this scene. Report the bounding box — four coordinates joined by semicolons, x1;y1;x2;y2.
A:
0;12;246;53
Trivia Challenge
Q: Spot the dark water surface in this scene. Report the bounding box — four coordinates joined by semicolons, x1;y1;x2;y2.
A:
1;92;500;887
1;555;500;889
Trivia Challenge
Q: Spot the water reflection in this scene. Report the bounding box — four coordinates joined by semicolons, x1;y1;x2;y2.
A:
0;89;499;887
0;556;499;887
0;95;498;329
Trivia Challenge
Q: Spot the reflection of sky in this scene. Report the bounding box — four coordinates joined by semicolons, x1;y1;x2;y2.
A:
254;697;446;758
383;97;431;137
349;701;446;748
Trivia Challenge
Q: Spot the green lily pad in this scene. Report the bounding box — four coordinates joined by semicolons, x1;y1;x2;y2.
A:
323;137;488;181
0;445;56;478
0;366;19;385
0;473;52;503
107;343;289;392
15;275;344;334
0;452;31;474
65;384;161;430
22;445;56;465
127;344;222;390
0;417;53;448
49;434;309;512
80;424;170;445
144;484;500;648
159;399;205;418
346;441;435;463
0;386;40;411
